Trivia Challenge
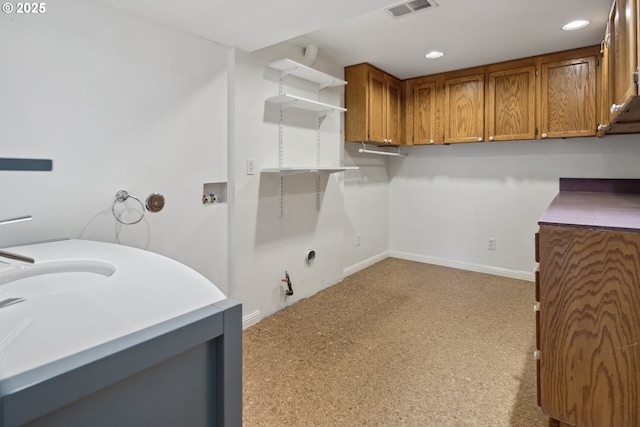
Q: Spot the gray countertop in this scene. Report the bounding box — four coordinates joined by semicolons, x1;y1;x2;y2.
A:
539;178;640;231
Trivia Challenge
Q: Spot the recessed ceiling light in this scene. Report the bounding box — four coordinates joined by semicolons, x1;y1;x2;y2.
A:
425;51;445;59
562;20;590;31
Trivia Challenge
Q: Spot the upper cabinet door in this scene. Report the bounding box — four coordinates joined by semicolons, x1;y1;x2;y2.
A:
408;78;438;145
600;19;614;131
487;66;536;141
368;68;386;143
385;76;402;145
344;63;404;144
539;56;597;138
611;0;638;115
443;74;485;143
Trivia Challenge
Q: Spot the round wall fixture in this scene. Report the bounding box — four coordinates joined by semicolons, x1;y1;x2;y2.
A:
145;193;165;213
305;249;316;263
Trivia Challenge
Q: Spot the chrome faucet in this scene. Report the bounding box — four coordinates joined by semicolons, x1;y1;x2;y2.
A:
0;215;35;264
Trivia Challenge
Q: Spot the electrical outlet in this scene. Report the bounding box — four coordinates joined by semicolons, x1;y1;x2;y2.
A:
246;158;256;175
356;234;361;246
488;238;496;250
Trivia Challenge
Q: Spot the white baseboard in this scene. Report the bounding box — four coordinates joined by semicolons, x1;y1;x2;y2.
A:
389;251;535;282
343;250;390;278
242;310;261;330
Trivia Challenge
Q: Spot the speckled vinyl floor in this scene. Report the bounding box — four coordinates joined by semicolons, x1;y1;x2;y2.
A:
243;258;549;427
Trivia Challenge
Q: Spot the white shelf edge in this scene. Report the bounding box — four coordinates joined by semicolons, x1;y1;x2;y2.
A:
267;58;347;88
266;94;346;114
262;166;359;176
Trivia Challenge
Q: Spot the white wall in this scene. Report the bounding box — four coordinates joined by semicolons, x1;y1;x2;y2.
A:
8;0;635;327
342;144;391;274
0;0;230;292
232;43;348;321
388;135;640;280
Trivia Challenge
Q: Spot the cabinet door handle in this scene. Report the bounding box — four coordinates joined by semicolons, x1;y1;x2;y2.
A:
429;139;434;145
533;350;541;360
477;137;483;142
388;139;392;144
611;104;623;114
597;124;608;132
533;303;540;312
383;139;388;144
541;133;548;139
489;136;494;141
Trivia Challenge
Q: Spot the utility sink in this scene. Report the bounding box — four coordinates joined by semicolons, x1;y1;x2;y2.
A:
0;239;227;382
0;259;116;297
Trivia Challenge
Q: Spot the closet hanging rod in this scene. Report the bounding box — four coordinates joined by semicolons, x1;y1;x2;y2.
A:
358;142;406;157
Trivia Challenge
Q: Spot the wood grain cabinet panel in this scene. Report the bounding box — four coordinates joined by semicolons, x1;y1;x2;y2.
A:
538;224;640;427
539;55;597;138
536;180;640;426
368;68;386;143
600;0;640;134
386;76;402;145
345;63;405;145
405;77;438;145
348;47;602;146
611;0;637;114
487;66;536;141
443;73;485;143
600;19;614;133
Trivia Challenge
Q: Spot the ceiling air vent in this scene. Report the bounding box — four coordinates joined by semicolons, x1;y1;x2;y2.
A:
385;0;438;19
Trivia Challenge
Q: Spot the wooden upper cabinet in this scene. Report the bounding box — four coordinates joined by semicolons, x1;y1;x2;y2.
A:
600;20;614;132
367;68;386;142
487;65;536;141
600;0;640;135
348;46;603;146
611;0;638;114
406;77;438;145
345;63;404;145
539;53;598;139
443;72;485;143
385;76;402;145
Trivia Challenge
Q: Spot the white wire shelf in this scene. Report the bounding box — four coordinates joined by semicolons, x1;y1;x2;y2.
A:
261;166;359;176
267;59;347;89
266;94;346;114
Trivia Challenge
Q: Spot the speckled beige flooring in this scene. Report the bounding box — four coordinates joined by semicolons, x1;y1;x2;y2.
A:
243;258;549;426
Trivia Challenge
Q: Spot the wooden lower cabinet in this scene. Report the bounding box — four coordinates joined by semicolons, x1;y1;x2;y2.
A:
537;179;640;427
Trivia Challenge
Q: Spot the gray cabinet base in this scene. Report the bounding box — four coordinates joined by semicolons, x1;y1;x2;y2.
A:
0;299;242;427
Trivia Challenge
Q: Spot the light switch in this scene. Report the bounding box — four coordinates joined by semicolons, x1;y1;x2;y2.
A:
246;158;256;175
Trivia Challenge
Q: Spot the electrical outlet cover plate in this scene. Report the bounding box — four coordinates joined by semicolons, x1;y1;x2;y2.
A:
488;238;496;250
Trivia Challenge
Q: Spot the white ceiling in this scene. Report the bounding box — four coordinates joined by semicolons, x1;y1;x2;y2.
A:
100;0;612;80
